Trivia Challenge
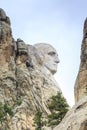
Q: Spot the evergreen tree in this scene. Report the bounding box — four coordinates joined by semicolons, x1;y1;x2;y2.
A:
47;92;69;127
33;109;43;130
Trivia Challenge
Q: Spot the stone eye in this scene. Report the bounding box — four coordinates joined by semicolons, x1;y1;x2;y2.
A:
48;51;56;56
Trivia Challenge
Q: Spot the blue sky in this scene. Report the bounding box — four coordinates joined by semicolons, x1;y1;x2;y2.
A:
1;0;87;106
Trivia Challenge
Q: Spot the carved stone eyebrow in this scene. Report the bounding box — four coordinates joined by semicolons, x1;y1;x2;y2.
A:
48;51;56;56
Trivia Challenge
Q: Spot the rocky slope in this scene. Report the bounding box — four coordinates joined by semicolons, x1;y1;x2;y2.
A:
0;8;63;130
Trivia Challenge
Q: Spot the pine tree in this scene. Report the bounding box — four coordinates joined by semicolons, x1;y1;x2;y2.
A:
33;109;43;130
47;92;69;127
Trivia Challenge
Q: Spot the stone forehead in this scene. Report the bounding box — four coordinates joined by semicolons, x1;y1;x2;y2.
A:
34;43;57;53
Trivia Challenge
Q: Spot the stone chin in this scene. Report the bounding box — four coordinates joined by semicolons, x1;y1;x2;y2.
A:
51;70;57;75
44;64;57;75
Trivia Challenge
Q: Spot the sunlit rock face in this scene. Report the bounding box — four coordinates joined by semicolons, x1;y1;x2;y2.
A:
34;43;60;75
0;8;12;67
74;18;87;103
0;8;64;130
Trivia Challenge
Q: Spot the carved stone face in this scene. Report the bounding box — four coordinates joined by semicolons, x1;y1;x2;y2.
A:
34;43;60;74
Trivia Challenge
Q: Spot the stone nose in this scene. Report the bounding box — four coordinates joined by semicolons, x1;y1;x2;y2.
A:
55;59;60;63
55;57;60;64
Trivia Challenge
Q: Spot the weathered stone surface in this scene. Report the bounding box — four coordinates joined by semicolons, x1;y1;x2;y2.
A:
0;8;12;69
16;38;28;55
0;8;11;25
0;44;61;130
53;97;87;130
0;8;6;21
0;8;64;130
74;18;87;103
34;43;60;75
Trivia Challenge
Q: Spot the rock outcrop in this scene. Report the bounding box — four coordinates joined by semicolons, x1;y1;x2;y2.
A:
54;96;87;130
74;18;87;103
53;18;87;130
0;8;63;130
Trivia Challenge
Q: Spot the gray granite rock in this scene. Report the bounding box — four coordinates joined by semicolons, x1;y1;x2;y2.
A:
74;18;87;103
0;8;64;130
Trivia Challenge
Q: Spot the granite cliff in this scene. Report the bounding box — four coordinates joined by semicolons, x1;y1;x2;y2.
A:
0;8;63;130
2;8;87;130
53;18;87;130
74;18;87;103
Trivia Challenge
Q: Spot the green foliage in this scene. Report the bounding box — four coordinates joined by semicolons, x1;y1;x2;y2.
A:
16;99;22;106
0;103;13;123
33;109;43;130
0;103;5;122
47;92;69;127
4;104;13;116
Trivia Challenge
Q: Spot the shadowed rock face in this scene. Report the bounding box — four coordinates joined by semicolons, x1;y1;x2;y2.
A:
0;8;63;130
79;120;87;130
74;18;87;103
